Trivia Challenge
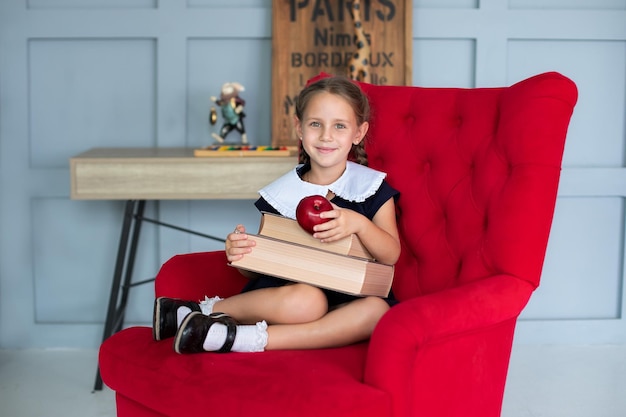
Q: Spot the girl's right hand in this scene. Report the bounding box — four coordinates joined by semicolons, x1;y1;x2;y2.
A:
225;224;255;262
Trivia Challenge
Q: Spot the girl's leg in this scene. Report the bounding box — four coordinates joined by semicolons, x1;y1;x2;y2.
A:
175;295;389;354
174;284;332;353
155;283;327;343
265;296;390;350
213;283;329;325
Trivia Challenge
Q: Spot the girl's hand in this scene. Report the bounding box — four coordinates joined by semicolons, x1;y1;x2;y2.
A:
311;205;364;242
225;224;255;262
310;199;401;265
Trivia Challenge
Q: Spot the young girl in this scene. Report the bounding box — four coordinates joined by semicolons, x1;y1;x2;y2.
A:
153;75;401;353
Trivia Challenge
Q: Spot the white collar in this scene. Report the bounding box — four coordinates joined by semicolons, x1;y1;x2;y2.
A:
259;161;387;219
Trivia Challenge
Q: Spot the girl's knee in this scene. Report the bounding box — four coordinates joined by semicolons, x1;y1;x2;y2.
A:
361;296;390;324
278;284;328;323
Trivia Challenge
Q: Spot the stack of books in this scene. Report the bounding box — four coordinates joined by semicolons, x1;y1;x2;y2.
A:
230;212;394;297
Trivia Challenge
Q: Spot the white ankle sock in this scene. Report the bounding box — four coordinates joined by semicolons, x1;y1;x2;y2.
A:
176;306;192;327
199;296;223;315
203;320;268;352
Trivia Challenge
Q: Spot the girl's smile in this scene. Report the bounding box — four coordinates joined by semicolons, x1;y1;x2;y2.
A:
315;146;337;153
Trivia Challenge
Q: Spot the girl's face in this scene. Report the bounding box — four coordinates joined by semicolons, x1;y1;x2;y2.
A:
295;91;368;176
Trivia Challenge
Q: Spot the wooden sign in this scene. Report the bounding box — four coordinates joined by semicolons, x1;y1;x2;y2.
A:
271;0;413;147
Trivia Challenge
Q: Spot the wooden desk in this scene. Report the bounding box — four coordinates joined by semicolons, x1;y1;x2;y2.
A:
70;148;297;390
70;147;297;200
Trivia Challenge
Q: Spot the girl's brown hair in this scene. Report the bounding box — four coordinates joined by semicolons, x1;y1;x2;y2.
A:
295;76;370;166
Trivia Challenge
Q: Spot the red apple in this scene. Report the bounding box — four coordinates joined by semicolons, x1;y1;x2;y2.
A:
296;195;333;235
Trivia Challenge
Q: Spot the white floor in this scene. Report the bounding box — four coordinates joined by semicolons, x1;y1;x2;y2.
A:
1;344;625;417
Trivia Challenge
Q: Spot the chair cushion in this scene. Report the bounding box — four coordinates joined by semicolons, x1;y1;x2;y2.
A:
100;327;390;417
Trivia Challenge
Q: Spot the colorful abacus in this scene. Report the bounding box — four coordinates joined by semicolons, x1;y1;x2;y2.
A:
194;145;298;157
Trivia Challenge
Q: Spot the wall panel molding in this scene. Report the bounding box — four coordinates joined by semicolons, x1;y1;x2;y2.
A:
28;38;157;168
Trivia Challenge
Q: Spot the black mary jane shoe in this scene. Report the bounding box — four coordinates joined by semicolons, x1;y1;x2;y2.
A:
153;297;201;341
174;312;238;354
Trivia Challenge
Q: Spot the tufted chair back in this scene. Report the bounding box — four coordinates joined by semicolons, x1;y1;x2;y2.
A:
361;72;577;300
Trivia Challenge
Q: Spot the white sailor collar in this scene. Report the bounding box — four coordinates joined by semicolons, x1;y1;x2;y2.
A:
259;161;387;219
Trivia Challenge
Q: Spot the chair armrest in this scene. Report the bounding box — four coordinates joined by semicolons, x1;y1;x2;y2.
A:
155;251;248;301
365;275;535;417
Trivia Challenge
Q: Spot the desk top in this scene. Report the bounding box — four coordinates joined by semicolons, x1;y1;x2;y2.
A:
70;147;298;200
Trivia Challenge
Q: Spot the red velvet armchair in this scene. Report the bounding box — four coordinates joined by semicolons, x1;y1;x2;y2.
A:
99;72;577;417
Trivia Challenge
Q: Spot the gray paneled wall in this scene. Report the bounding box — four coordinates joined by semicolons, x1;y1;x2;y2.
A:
0;0;624;348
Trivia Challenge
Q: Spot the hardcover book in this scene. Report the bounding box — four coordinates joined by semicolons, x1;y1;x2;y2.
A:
258;212;374;260
230;213;393;297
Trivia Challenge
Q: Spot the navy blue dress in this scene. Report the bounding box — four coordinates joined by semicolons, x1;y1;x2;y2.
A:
241;164;400;307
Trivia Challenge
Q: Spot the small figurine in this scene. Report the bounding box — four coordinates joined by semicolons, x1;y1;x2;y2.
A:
210;82;248;144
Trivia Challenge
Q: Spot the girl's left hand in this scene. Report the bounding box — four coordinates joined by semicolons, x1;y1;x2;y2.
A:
311;204;364;242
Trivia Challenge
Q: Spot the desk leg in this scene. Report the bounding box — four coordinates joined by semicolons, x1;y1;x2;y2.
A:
94;199;145;391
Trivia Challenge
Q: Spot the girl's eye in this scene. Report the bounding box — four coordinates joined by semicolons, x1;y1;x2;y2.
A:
335;123;346;129
310;121;320;128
